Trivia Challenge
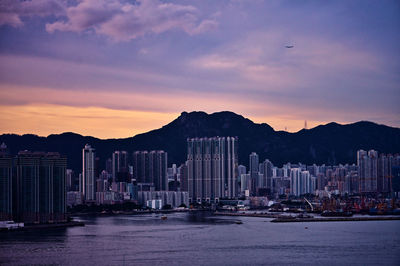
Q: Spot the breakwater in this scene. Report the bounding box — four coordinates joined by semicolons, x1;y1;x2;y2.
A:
214;211;280;218
271;216;400;223
214;211;400;223
0;221;85;233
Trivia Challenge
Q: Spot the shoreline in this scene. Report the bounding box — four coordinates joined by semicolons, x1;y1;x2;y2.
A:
0;221;85;233
214;211;400;223
214;211;281;218
68;208;195;217
271;216;400;223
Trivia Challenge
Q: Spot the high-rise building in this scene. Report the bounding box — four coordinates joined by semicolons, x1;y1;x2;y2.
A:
95;157;100;180
238;165;247;195
290;168;314;196
96;178;105;193
238;165;246;176
358;149;378;193
66;169;74;192
240;173;250;195
290;168;301;196
133;150;168;191
357;150;368;167
344;171;359;194
0;143;13;221
179;163;188;192
82;144;96;201
133;151;149;182
105;158;112;175
249;152;259;196
260;159;273;192
307;164;319;176
112;151;128;182
150;151;168;191
317;173;326;191
378;154;392;193
14;151;67;224
187;136;238;203
167;164;177;180
392;166;400;194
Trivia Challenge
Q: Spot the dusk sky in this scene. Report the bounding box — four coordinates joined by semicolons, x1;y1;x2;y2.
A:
0;0;399;139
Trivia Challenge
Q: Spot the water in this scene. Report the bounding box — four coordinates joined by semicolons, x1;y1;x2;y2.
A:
1;212;399;265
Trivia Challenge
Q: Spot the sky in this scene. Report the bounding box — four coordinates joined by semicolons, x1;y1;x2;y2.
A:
0;0;399;139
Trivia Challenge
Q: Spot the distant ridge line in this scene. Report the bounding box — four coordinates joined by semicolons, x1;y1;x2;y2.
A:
1;111;399;173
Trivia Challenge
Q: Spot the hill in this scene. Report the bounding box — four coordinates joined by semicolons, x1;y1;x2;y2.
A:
1;111;399;173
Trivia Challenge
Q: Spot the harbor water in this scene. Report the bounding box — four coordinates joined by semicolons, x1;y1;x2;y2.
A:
1;212;399;265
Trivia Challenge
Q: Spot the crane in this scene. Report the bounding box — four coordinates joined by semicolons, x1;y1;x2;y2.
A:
304;197;314;211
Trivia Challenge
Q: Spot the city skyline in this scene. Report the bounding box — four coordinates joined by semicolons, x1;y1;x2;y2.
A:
0;0;399;138
1;2;399;264
1;134;400;266
1;109;399;175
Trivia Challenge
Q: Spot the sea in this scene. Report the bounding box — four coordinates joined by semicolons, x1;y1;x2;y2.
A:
1;212;399;265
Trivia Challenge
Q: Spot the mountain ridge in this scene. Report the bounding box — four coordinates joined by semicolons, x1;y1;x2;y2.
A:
1;111;399;173
1;113;396;139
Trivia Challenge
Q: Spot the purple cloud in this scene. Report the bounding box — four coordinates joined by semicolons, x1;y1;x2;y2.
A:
45;0;218;41
0;0;65;27
0;0;398;133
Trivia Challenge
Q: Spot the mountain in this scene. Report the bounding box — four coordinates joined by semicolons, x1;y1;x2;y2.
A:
1;111;399;173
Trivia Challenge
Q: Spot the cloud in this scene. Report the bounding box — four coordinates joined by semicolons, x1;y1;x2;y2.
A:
46;0;123;33
0;0;217;40
189;19;218;35
187;29;400;123
191;30;382;90
1;84;393;136
0;12;23;27
0;49;396;126
0;0;65;27
45;0;218;41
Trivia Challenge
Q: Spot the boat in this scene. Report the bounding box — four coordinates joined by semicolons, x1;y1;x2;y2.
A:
161;215;167;220
235;220;243;224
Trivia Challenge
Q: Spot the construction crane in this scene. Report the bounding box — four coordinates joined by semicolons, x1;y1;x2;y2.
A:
304;197;314;211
